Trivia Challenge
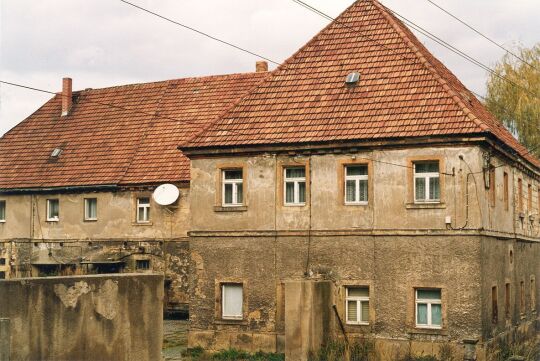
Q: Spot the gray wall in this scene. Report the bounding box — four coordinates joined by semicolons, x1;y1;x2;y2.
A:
0;274;163;361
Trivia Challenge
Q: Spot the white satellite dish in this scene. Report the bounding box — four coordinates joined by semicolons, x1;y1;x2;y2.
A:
153;184;180;206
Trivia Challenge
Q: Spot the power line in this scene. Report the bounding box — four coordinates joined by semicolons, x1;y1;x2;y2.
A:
290;0;539;101
425;0;540;72
118;0;281;67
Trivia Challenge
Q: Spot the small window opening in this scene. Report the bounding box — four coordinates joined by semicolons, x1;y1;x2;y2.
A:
345;72;360;85
136;259;150;270
50;148;63;157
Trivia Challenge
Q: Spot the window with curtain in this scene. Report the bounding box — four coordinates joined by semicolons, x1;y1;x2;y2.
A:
0;200;5;222
345;286;369;325
284;167;306;205
222;169;243;206
414;161;440;203
416;289;442;328
345;165;368;204
222;283;243;319
84;198;97;220
47;199;60;221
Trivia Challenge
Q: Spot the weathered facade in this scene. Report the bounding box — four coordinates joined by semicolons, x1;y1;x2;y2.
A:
181;0;540;359
0;69;268;314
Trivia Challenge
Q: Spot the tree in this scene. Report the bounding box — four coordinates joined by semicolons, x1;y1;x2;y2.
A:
484;44;540;157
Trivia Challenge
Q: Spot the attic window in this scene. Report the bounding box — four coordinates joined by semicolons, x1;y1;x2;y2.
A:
50;148;63;157
345;72;360;85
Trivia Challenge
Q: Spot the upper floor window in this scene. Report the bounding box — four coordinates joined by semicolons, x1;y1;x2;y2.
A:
415;289;442;329
527;184;532;211
489;167;496;207
503;172;509;211
84;198;97;221
518;179;523;212
284;167;306;205
222;169;243;206
137;197;150;223
414;161;440;203
0;200;5;222
345;165;368;205
345;286;369;325
47;199;59;221
222;283;243;320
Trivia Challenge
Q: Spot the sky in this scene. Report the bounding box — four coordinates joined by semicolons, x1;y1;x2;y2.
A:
0;0;538;136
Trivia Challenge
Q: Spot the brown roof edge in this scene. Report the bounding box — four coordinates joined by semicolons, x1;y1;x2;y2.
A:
0;184;119;195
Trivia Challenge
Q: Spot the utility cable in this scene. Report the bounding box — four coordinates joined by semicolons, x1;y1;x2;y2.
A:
425;0;540;72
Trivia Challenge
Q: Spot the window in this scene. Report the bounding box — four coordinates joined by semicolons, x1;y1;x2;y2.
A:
344;165;368;204
415;289;442;328
505;283;511;318
503;172;509;210
84;198;97;221
345;287;369;325
489;168;496;207
518;179;523;212
0;272;4;279
414;162;440;203
0;200;5;222
284;167;306;205
492;286;498;324
136;259;150;270
222;169;243;206
527;184;532;211
0;258;5;266
47;199;59;221
520;280;525;314
531;277;536;312
222;283;243;320
137;197;150;223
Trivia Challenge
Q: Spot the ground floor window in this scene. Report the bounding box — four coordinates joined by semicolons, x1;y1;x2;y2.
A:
416;289;442;328
136;259;150;270
345;286;369;325
222;283;243;320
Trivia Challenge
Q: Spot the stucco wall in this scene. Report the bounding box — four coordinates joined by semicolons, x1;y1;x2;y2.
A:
0;187;190;241
0;274;163;361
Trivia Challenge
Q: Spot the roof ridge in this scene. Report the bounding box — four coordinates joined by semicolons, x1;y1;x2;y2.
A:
66;71;267;94
370;0;488;133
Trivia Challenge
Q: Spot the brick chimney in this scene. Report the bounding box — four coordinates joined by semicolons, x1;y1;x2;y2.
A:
256;61;268;72
61;77;72;116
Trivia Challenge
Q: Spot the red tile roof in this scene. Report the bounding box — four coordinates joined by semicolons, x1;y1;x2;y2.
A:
0;72;267;189
185;0;539;169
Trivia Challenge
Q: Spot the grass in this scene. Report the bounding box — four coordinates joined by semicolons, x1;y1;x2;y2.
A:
182;347;285;361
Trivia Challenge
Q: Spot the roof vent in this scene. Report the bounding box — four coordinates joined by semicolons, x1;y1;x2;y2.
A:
345;72;360;85
50;148;63;157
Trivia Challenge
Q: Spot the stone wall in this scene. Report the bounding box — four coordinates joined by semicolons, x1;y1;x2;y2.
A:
0;274;163;361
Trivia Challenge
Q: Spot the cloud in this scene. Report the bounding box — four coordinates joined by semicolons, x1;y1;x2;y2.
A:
1;0;538;136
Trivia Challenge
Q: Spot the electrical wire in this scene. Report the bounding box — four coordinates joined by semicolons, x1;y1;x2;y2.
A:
424;0;540;72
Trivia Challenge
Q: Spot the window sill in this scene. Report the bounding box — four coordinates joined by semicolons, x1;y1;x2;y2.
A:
344;203;369;207
215;318;247;325
0;220;5;223
406;202;446;209
84;219;98;222
133;221;153;226
283;204;306;208
46;219;59;222
214;206;247;212
408;327;446;336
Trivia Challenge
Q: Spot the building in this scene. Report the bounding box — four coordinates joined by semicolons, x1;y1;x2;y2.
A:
0;67;269;314
180;0;539;359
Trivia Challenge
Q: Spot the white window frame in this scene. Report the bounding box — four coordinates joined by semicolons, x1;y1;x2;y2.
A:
284;167;306;206
0;200;5;222
46;199;59;222
136;197;150;223
415;289;442;329
344;165;368;205
84;198;97;221
221;283;243;320
345;287;370;325
413;161;440;203
222;169;243;207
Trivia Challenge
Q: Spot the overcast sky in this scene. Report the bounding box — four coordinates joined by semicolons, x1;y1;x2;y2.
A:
0;0;538;136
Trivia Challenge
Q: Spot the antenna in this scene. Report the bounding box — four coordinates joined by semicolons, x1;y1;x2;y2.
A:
152;184;180;206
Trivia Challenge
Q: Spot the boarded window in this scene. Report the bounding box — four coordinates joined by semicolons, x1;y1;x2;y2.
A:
492;286;498;324
527;184;533;211
520;281;525;314
505;283;511;319
222;284;243;319
503;172;509;210
518;179;523;212
489;167;496;207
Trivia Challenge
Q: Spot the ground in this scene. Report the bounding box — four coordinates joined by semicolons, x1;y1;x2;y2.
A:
163;319;188;361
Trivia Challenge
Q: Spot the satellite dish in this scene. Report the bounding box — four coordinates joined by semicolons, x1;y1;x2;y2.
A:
153;184;180;206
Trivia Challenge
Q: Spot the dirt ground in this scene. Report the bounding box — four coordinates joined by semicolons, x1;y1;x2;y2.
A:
163;319;188;361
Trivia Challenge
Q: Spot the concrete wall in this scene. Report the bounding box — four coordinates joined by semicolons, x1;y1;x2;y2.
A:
0;274;163;361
